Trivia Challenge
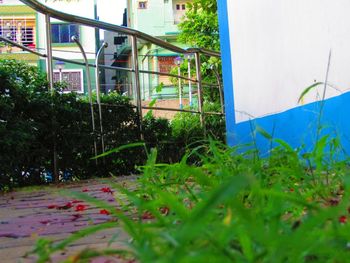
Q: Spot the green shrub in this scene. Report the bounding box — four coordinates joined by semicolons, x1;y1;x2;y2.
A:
0;62;47;188
0;60;226;190
0;60;141;189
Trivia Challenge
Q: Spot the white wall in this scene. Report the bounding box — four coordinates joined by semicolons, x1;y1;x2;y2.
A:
129;0;178;36
227;0;350;123
98;0;125;25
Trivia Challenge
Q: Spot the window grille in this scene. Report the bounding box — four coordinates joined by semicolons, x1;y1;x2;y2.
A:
0;17;35;48
53;69;84;93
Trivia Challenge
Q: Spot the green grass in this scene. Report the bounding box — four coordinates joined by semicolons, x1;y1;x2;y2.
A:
30;136;350;262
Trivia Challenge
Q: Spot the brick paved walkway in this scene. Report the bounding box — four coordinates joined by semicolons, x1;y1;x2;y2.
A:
0;177;136;263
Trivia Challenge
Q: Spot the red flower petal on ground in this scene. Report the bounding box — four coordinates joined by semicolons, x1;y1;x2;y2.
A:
99;209;110;215
101;187;113;194
82;188;89;192
339;215;347;224
142;211;155;220
159;206;170;216
75;204;87;212
289;188;295;192
57;202;73;210
47;205;57;209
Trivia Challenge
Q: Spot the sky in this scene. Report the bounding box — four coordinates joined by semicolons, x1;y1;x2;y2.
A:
97;0;127;25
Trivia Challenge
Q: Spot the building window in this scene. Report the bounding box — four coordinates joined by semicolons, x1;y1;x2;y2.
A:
176;3;186;10
53;69;84;93
0;17;35;48
138;1;147;9
51;23;79;44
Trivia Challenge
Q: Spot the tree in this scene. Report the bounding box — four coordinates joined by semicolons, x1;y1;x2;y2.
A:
178;0;220;51
177;0;222;106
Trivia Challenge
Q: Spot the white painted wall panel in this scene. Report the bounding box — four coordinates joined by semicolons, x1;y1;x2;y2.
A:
227;0;350;122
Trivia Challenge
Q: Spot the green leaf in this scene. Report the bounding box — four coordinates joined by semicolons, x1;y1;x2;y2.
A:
297;82;323;103
256;125;272;140
149;98;157;108
91;142;146;159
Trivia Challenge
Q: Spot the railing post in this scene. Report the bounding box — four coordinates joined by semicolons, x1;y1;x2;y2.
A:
185;53;194;107
72;36;98;163
195;52;205;130
95;42;108;156
45;14;59;182
178;66;183;109
211;64;225;114
131;35;143;140
45;14;54;92
188;57;192;108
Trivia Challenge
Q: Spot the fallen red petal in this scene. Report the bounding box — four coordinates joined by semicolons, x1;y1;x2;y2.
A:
142;211;155;220
99;209;110;215
101;187;113;194
47;205;57;209
75;204;87;212
57;202;73;210
159;206;170;215
339;215;347;224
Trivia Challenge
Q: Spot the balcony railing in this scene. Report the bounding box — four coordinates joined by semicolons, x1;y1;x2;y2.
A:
0;17;35;52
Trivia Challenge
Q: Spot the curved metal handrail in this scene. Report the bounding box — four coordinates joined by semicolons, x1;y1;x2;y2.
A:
0;36;133;72
20;0;221;58
0;35;221;89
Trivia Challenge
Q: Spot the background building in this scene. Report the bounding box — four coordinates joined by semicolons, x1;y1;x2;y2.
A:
126;0;193;101
0;0;191;103
0;0;39;65
0;0;124;94
36;0;97;93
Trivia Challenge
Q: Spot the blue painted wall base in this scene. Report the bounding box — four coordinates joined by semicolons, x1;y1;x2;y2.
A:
217;0;350;155
230;92;350;155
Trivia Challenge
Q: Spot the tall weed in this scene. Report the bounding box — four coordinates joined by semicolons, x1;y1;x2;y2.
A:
31;136;350;262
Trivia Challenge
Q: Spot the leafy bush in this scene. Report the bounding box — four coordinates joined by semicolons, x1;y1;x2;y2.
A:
0;60;226;190
0;61;141;189
0;61;48;188
171;103;225;158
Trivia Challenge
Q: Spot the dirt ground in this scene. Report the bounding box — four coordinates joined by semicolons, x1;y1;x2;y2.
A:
0;177;137;263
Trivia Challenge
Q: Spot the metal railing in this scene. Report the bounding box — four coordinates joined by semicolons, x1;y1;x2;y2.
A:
2;0;223;149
